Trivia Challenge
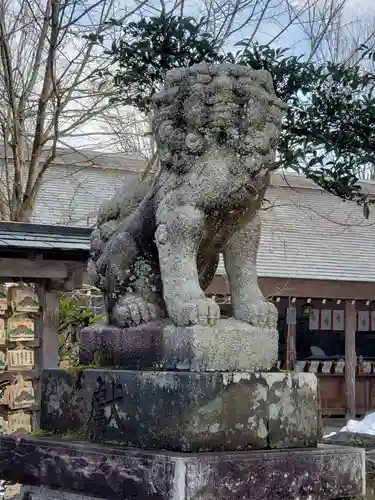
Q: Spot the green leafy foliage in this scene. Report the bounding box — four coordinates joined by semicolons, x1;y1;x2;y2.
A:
58;297;104;365
103;11;375;212
236;43;375;213
106;14;231;111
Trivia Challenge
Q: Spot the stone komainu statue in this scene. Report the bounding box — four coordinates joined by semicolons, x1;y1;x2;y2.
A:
88;63;286;330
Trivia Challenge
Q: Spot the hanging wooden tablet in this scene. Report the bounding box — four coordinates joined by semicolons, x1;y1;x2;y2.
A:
8;285;39;313
4;483;21;498
2;384;11;407
0;285;7;314
6;410;32;434
0;318;5;345
0;387;5;405
0;415;5;435
6;376;35;410
7;346;34;371
0;351;6;374
7;314;35;342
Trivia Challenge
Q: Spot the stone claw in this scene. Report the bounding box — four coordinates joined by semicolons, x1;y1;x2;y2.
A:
111;295;158;328
172;298;221;326
235;299;277;329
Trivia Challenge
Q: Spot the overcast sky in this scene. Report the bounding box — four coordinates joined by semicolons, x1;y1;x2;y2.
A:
63;0;375;154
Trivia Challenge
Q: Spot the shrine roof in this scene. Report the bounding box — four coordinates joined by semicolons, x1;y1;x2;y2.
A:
0;222;90;256
218;172;375;282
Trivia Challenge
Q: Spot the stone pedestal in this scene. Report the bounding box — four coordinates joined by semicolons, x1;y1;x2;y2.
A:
0;321;366;499
79;318;278;372
40;369;319;451
20;486;105;500
0;436;366;500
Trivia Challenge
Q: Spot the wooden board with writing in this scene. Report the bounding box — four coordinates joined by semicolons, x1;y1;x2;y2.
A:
0;351;6;374
7;348;34;371
0;318;5;345
5;411;32;434
0;285;7;314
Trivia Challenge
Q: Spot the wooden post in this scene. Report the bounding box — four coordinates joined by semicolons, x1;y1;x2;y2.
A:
286;300;297;371
37;281;60;370
345;300;356;421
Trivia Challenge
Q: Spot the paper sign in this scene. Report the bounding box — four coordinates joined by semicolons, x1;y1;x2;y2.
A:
294;361;304;373
332;310;344;331
322;361;332;373
364;362;372;373
358;311;370;332
336;361;345;373
309;309;320;330
320;309;332;330
310;361;319;373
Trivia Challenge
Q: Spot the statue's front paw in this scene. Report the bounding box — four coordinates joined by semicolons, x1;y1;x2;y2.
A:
171;298;221;326
111;295;158;328
236;299;277;329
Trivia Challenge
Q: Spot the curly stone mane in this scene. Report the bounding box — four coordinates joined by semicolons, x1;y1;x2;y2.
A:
152;63;284;175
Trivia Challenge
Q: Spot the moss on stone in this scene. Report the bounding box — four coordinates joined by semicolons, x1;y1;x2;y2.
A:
29;429;87;441
29;429;129;448
268;364;283;373
103;440;128;447
63;362;103;386
93;351;114;367
29;429;54;438
62;352;117;381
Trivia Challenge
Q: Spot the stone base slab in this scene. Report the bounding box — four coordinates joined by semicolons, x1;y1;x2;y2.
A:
79;317;278;372
21;485;106;500
0;436;365;500
41;369;319;451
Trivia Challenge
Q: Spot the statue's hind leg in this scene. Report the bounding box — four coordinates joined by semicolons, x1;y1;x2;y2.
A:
95;228;164;328
109;256;165;328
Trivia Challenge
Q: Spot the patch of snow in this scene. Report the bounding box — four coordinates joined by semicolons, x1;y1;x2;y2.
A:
339;412;375;435
323;431;337;438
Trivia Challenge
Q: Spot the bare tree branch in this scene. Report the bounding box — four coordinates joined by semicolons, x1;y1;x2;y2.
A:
0;0;149;221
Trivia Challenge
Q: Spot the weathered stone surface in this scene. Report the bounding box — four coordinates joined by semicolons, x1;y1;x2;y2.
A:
324;431;375;479
79;317;278;371
40;369;319;451
87;63;286;340
79;320;164;369
21;485;106;500
0;436;365;500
